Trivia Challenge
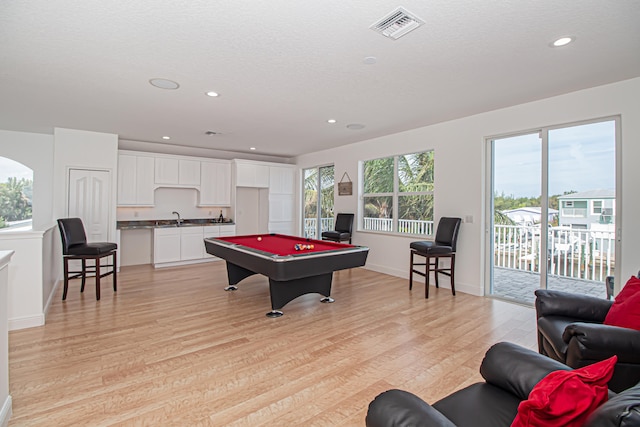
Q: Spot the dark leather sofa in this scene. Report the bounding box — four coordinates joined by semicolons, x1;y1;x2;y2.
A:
366;342;640;427
535;288;640;393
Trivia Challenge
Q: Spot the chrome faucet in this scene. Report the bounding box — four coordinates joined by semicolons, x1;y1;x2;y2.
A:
172;211;183;226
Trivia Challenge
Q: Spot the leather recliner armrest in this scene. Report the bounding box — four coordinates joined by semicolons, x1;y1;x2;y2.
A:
366;389;456;427
563;323;640;363
535;289;612;321
479;342;571;400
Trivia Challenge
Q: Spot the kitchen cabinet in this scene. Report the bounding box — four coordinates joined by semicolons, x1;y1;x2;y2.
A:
180;226;205;260
268;165;295;234
155;157;201;186
117;154;155;206
179;159;201;186
154;225;236;266
269;166;295;195
235;161;269;188
153;228;181;264
200;160;231;206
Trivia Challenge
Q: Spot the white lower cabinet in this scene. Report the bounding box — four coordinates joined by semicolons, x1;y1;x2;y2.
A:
180;227;205;260
154;225;236;267
153;228;181;264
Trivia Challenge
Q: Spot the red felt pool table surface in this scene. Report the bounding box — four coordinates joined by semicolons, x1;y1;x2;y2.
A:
216;233;353;256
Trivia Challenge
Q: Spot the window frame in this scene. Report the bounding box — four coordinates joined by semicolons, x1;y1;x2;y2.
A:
360;150;435;237
591;199;603;215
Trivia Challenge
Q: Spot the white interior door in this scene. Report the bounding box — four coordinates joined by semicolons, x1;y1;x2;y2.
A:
68;169;111;242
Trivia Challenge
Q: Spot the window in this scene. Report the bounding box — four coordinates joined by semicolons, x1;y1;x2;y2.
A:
592;200;603;215
0;157;33;230
361;150;434;235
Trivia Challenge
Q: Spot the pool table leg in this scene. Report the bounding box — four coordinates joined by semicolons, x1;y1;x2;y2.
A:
225;262;257;291
267;272;333;317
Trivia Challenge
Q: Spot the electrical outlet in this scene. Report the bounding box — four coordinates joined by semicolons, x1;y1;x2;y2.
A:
208;210;212;216
465;215;473;223
134;211;139;217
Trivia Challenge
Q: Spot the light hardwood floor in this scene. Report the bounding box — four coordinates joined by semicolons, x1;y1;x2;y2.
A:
8;262;537;426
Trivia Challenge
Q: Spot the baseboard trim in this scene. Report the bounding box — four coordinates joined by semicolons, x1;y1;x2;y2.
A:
0;395;12;427
362;263;482;296
153;258;220;269
8;314;45;331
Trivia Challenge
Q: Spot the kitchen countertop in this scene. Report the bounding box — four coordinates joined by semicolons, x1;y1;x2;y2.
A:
117;219;235;230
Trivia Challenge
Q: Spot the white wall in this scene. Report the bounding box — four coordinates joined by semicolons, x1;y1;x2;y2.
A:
116;188;230;222
0;128;120;330
0;130;54;231
53;128;119;243
0;230;45;329
296;77;640;296
0;251;14;427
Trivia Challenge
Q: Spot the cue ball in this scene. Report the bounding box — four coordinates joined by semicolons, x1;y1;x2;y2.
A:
257;237;262;241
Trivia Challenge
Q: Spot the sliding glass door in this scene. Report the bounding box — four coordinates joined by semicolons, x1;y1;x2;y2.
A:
303;165;334;239
487;118;618;304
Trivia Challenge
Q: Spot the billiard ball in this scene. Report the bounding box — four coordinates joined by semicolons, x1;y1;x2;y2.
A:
257;236;262;241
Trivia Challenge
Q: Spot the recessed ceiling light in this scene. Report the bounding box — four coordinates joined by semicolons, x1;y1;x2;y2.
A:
162;136;171;140
327;119;337;124
205;91;220;97
363;56;377;65
551;36;575;47
250;147;256;150
149;78;180;89
346;123;365;130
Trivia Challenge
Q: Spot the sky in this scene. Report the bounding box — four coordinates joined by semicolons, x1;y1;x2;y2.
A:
493;120;616;198
0;157;33;182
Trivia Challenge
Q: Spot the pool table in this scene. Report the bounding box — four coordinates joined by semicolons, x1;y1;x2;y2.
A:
204;233;369;317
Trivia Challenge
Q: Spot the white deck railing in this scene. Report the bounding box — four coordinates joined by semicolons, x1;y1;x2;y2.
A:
306;217;434;237
494;224;615;282
305;218;614;282
303;217;335;239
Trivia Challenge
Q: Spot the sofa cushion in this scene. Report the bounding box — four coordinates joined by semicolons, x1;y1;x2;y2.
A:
433;383;521;427
511;355;617;427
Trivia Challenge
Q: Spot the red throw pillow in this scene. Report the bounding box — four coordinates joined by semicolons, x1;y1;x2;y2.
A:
604;290;640;330
511;355;617;427
613;275;640;304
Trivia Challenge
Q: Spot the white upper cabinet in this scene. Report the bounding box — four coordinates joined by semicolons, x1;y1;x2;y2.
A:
200;160;231;206
179;159;201;186
269;166;295;194
117;154;155;206
154;157;179;184
235;161;270;188
155;158;201;186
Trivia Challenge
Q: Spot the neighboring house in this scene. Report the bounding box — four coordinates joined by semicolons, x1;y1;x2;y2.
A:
503;207;558;226
557;189;615;230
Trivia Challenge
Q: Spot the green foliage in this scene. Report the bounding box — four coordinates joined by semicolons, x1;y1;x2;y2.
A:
0;177;33;222
0;217;5;229
364;152;434;221
304;166;334;220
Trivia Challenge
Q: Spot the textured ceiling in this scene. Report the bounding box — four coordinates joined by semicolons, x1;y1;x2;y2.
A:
1;1;639;159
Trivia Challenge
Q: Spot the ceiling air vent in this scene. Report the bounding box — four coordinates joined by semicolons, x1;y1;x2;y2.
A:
370;7;424;40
